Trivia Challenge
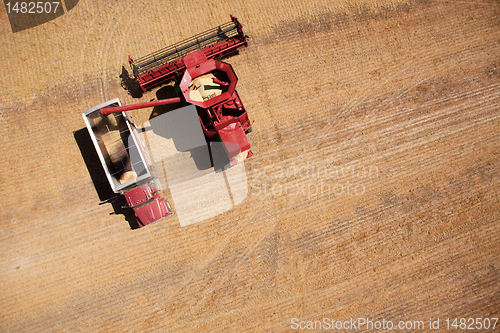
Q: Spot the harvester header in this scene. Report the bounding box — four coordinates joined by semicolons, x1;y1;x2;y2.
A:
129;15;248;92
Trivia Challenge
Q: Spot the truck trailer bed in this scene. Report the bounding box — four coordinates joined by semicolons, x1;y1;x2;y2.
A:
82;99;154;193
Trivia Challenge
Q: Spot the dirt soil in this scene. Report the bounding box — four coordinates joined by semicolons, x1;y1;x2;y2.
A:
1;0;499;331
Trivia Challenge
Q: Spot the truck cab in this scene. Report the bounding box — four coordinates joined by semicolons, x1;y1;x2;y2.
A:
124;183;171;227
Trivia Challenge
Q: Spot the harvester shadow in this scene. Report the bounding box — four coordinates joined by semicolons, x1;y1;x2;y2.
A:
73;128;140;229
120;66;143;99
145;86;230;172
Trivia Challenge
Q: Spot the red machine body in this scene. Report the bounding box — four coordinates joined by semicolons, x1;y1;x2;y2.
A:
124;183;171;227
107;16;253;162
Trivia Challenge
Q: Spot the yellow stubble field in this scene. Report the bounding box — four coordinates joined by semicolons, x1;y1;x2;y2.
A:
0;0;499;331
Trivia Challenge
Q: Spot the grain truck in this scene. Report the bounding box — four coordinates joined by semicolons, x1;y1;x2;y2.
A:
82;98;172;227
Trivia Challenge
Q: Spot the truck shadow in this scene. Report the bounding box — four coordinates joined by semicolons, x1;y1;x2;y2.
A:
73;128;141;230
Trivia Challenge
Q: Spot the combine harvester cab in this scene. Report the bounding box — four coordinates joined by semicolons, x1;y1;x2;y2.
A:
82;99;172;227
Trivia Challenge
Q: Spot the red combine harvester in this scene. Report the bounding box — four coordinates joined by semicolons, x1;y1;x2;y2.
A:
104;15;253;164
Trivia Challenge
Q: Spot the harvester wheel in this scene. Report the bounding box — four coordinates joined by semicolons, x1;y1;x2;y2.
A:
245;125;253;134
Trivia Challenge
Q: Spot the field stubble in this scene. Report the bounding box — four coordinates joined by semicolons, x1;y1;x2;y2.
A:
0;0;499;331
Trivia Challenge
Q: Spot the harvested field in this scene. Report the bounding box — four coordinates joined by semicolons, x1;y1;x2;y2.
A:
1;0;499;331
